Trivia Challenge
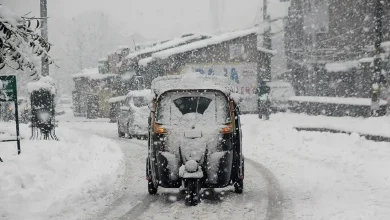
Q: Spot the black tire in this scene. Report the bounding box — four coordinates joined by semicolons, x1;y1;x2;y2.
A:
185;179;200;206
234;159;244;194
148;179;158;195
234;179;243;194
147;158;158;195
118;123;125;138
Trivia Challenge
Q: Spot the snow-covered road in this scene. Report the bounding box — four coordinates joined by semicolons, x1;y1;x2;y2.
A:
67;121;284;220
2;112;390;220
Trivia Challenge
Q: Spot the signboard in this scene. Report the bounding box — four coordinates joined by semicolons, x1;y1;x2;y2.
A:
180;63;258;113
0;75;21;158
0;75;17;102
181;63;257;94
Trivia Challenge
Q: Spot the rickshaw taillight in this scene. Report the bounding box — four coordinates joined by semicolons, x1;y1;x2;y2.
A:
155;126;167;134
220;126;233;134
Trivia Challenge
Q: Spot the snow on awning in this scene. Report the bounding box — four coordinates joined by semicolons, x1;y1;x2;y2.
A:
72;68;116;80
108;95;127;103
151;72;236;96
125;34;211;60
325;60;360;73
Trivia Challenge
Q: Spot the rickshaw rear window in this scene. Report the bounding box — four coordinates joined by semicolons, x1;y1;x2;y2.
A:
156;91;231;125
173;97;212;115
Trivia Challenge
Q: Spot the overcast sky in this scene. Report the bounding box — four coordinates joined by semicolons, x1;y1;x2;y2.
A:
1;0;280;39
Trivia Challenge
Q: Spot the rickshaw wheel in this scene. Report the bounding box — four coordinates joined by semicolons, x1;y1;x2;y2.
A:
234;180;243;194
148;179;158;195
185;179;200;206
234;159;244;194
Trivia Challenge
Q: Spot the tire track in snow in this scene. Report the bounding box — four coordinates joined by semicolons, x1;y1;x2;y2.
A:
127;158;283;220
246;158;284;220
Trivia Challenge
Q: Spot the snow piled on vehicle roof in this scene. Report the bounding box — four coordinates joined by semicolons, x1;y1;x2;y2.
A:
151;72;236;96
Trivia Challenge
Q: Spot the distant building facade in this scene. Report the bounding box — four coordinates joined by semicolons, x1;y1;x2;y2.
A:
284;0;390;98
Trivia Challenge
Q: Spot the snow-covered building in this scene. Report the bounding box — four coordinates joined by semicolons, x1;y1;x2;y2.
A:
139;26;275;113
284;0;390;98
116;33;212;95
72;68;120;118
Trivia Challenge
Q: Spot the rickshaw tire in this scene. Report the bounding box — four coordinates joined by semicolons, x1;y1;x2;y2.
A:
234;159;244;194
148;179;158;195
234;180;243;194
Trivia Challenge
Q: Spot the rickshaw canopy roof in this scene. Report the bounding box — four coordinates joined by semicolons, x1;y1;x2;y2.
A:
151;72;237;97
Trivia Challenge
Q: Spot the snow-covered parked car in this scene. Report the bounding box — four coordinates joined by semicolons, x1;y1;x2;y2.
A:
146;73;244;206
117;89;152;139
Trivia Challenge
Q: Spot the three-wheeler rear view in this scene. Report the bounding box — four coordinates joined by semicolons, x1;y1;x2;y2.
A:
146;72;244;206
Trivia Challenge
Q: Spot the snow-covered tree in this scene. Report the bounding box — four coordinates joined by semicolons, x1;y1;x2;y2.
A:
0;4;53;79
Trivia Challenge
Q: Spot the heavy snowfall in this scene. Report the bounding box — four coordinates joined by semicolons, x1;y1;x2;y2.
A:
1;0;390;220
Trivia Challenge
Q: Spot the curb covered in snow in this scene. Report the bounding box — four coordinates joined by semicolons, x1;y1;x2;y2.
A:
294;127;390;143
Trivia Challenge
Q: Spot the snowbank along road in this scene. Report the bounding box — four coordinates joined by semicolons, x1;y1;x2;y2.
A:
3;112;389;219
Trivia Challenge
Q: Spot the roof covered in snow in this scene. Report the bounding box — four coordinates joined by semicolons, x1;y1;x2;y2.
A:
125;34;212;60
152;27;260;59
151;72;236;96
152;24;277;60
72;68;117;80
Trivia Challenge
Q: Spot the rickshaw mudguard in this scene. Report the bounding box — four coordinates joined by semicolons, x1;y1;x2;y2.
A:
156;152;182;188
204;150;234;188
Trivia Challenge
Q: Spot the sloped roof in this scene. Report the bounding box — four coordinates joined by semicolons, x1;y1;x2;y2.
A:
125;34;212;60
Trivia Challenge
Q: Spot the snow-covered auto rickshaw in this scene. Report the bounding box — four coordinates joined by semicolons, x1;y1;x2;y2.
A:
146;73;244;206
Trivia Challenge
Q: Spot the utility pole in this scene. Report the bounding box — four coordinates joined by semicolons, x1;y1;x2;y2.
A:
371;0;384;116
262;0;272;81
40;0;49;76
258;0;272;119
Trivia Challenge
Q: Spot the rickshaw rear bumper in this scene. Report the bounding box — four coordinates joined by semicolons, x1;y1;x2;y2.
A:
156;150;234;188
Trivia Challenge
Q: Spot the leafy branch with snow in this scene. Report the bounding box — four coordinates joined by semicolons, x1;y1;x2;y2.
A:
0;5;53;79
